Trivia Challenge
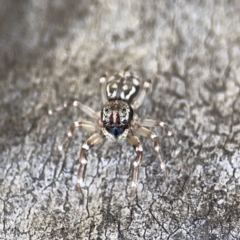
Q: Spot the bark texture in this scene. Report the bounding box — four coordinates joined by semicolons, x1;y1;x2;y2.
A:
1;0;240;239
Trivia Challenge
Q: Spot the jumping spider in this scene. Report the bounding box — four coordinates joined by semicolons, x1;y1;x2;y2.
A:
46;67;172;200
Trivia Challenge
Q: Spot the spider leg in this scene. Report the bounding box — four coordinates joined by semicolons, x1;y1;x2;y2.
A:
99;74;108;104
127;134;143;201
135;127;167;178
58;120;97;152
131;79;152;110
47;100;100;119
77;133;105;198
141;119;172;136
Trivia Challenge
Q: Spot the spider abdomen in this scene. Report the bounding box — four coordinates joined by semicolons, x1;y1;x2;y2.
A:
106;69;140;103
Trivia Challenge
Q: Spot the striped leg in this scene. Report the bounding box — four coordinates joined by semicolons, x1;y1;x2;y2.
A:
58;120;97;152
136;127;167;178
99;74;108;104
47;100;100;119
141;119;172;136
127;135;143;201
37;100;100;131
131;79;152;110
77;133;105;198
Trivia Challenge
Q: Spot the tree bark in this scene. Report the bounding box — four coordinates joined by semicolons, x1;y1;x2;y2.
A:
1;0;240;239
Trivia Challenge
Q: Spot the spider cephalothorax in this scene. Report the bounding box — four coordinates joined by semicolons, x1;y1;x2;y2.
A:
101;100;133;140
45;67;172;201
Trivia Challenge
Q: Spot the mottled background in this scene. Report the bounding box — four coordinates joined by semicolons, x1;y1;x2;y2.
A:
1;0;240;239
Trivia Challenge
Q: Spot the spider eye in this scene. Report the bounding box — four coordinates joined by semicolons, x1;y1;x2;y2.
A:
105;108;109;113
122;108;126;113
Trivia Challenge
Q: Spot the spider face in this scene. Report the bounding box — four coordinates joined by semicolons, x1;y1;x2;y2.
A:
101;100;133;139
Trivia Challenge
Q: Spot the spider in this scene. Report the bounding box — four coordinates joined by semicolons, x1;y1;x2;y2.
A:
46;67;172;201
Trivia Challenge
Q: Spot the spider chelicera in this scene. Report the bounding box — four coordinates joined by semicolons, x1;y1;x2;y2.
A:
46;67;172;201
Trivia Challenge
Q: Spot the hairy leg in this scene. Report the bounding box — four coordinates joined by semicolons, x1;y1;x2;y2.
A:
77;133;105;198
127;134;143;201
141;119;172;136
58;120;97;152
136;127;167;178
47;100;100;119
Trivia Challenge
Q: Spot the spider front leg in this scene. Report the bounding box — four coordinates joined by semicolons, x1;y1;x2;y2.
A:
77;133;105;198
58;120;97;152
136;127;167;179
127;134;143;201
47;100;100;119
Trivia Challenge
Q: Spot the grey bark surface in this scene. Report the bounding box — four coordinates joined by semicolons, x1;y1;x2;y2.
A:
1;0;240;239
